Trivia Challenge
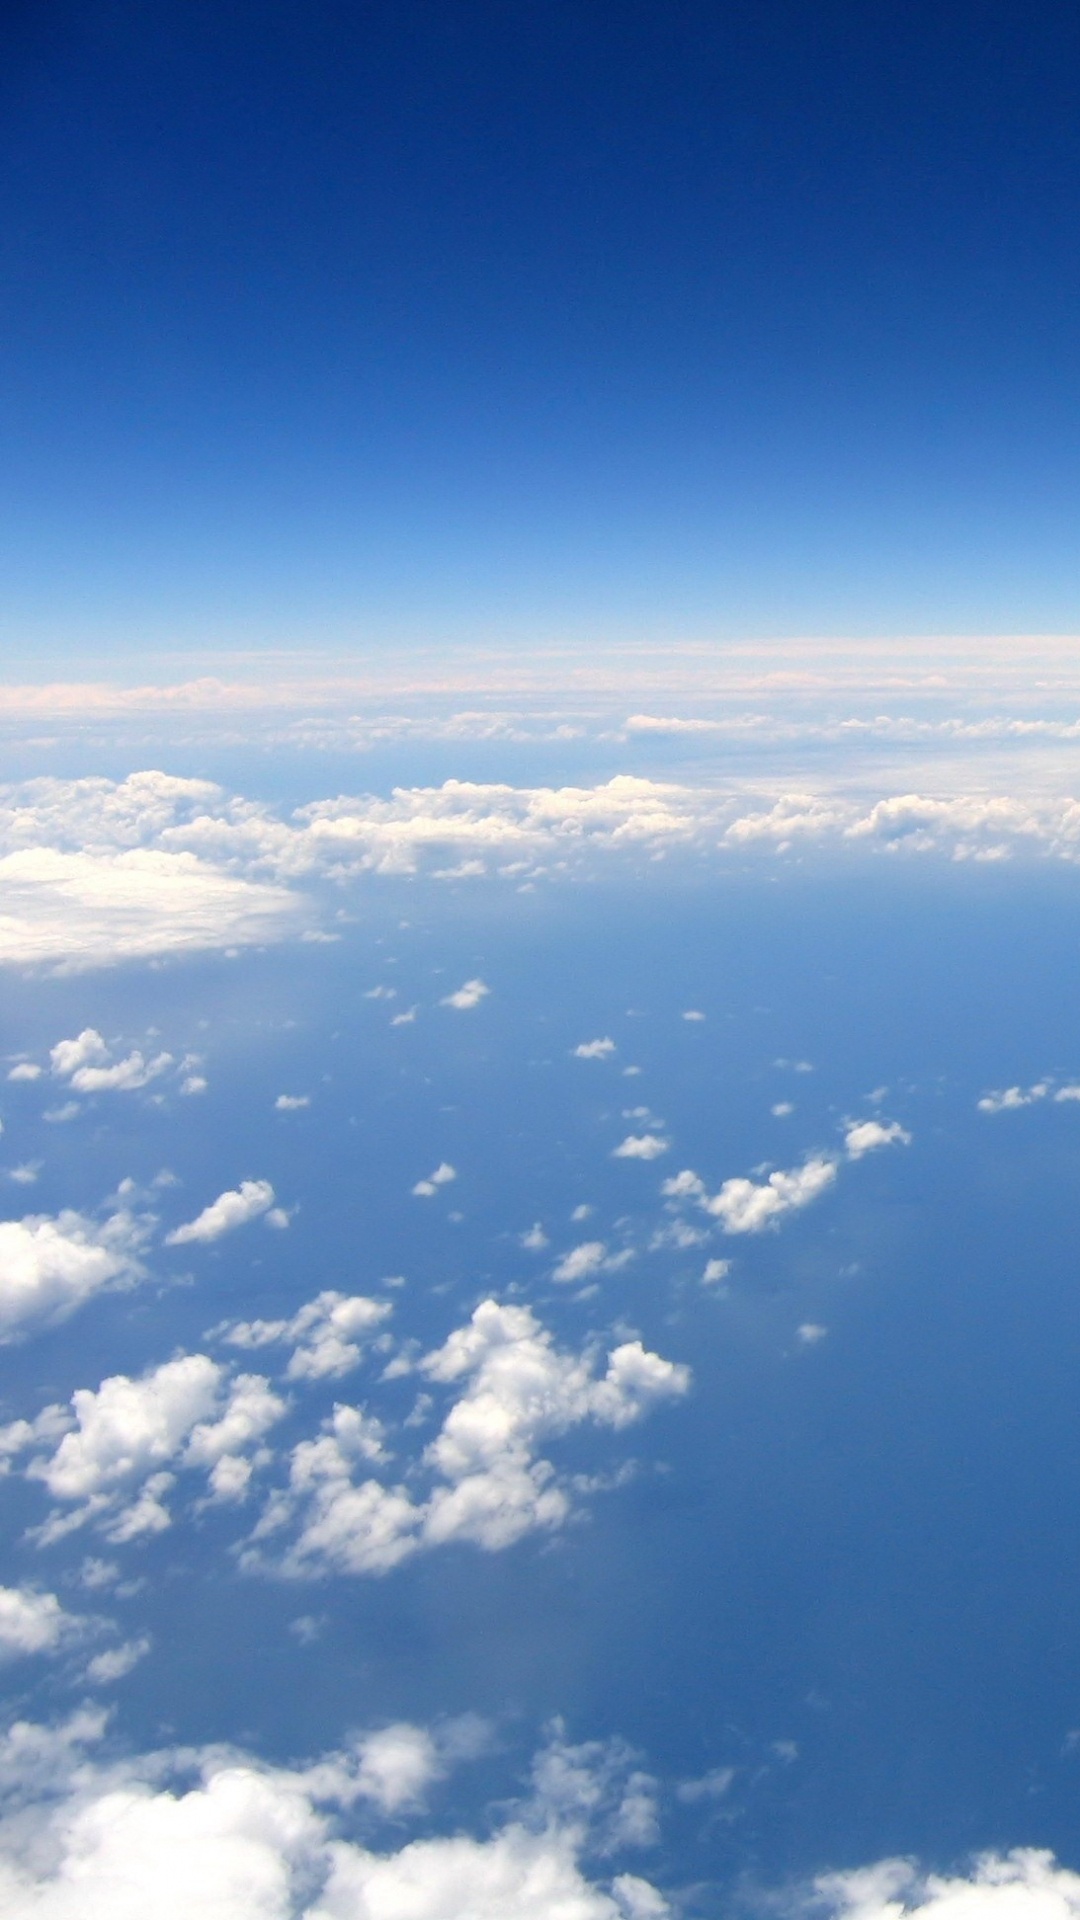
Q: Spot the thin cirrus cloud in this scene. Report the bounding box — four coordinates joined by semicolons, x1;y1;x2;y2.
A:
164;1180;281;1246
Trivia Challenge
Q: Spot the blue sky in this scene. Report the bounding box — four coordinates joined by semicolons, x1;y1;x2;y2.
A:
8;10;1080;1919
5;0;1080;659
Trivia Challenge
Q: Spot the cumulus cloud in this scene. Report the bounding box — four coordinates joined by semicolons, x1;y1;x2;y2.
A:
662;1157;838;1234
5;1355;286;1542
0;1586;79;1661
978;1082;1050;1113
0;1205;149;1340
49;1028;174;1093
247;1300;689;1580
274;1094;310;1111
574;1038;616;1059
441;978;490;1010
552;1241;609;1283
0;1712;669;1919
843;1119;911;1158
612;1134;669;1161
412;1163;457;1198
813;1849;1080;1920
165;1180;276;1246
218;1291;393;1382
84;1635;152;1685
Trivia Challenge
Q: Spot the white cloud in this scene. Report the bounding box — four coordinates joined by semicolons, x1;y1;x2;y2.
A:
552;1241;608;1283
978;1082;1050;1113
165;1180;276;1246
612;1134;669;1161
6;1063;41;1082
275;1094;310;1111
0;1205;149;1340
49;1028;173;1093
0;1714;669;1920
249;1300;688;1579
574;1038;616;1059
412;1163;457;1198
0;1586;78;1661
798;1323;828;1344
702;1259;731;1285
441;978;490;1010
219;1292;392;1382
663;1158;837;1234
84;1635;152;1685
520;1223;549;1250
843;1119;911;1159
813;1850;1080;1920
681;1010;706;1022
772;1101;794;1117
9;1355;286;1542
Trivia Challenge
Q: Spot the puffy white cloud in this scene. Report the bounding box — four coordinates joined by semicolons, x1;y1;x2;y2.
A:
574;1038;616;1059
8;1355;286;1542
412;1163;457;1198
165;1180;276;1246
0;1712;669;1920
49;1027;173;1093
441;978;490;1010
813;1850;1080;1920
219;1292;392;1382
843;1119;911;1159
0;1586;78;1661
612;1134;669;1161
84;1635;152;1685
274;1094;310;1111
702;1259;730;1285
7;1062;41;1082
249;1301;688;1579
663;1157;838;1234
0;1205;149;1339
978;1082;1050;1113
552;1241;608;1284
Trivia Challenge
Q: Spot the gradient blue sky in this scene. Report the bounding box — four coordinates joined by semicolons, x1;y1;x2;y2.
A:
4;0;1080;662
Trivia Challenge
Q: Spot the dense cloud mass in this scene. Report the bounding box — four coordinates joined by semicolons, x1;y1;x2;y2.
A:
0;1205;149;1338
8;765;1080;966
0;1713;671;1919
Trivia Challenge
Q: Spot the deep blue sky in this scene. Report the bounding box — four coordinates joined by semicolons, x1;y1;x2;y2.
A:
4;0;1080;658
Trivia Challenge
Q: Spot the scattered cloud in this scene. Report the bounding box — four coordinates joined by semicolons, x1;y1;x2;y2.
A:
797;1323;828;1344
0;1711;669;1918
612;1134;669;1161
5;1353;287;1543
0;1204;149;1340
702;1259;731;1285
218;1291;392;1382
84;1634;152;1685
574;1038;616;1059
440;978;490;1010
553;1241;609;1283
412;1162;457;1197
813;1849;1080;1920
165;1180;277;1246
0;1585;79;1661
245;1299;688;1579
663;1158;837;1234
275;1093;310;1111
843;1119;911;1159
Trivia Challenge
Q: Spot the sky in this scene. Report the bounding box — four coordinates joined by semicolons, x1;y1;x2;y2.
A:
5;0;1080;658
6;7;1080;1920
